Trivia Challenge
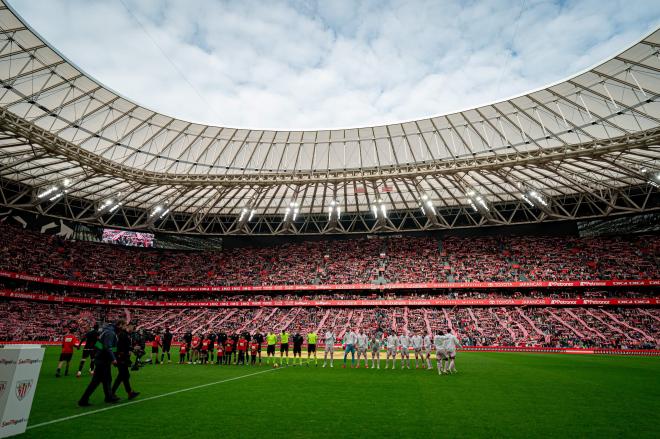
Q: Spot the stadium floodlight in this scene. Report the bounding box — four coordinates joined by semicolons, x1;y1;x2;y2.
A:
519;185;554;216
326;199;342;230
327;199;341;221
49;192;64;202
418;193;440;225
37;185;59;199
464;189;492;218
419;194;436;215
282;200;300;231
646;172;660;188
98;199;114;212
370;198;388;229
96;193;123;217
371;198;388;219
283;201;299;221
237;207;256;230
528;190;548;207
36;178;73;203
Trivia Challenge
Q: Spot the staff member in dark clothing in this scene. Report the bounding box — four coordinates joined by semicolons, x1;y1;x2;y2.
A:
183;331;193;362
161;328;173;364
253;331;264;364
231;333;239;363
77;323;99;377
78;322;120;406
208;332;217;363
131;329;146;370
292;332;304;365
112;322;140;400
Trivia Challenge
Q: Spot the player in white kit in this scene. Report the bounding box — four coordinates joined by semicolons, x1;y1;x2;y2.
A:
410;333;424;368
356;329;369;368
423;333;433;369
369;333;381;369
385;333;400;369
398;331;412;369
322;330;335;368
433;332;449;375
444;329;462;373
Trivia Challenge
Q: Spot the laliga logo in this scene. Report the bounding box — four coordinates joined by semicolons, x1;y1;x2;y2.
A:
15;379;33;401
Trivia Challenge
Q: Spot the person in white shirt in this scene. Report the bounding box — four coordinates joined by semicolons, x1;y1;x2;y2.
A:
368;333;381;369
423;333;433;369
385;333;400;369
444;330;463;373
398;331;412;369
356;329;369;368
410;333;424;368
342;328;358;368
322;330;335;368
433;332;449;375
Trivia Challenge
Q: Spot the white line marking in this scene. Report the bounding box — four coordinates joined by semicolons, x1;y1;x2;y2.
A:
27;367;280;430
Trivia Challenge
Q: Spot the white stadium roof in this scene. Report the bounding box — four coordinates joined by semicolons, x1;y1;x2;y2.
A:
0;0;658;235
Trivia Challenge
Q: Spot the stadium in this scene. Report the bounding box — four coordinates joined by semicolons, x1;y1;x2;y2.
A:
0;0;659;437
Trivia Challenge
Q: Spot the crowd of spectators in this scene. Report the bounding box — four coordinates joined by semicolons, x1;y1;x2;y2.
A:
1;299;658;350
0;223;657;287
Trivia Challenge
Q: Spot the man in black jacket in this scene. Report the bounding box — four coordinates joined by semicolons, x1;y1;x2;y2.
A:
112;322;139;400
78;322;120;406
161;328;173;364
292;332;304;366
253;331;264;364
183;331;193;363
77;323;99;377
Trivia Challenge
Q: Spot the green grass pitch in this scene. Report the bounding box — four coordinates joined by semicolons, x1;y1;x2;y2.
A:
21;347;660;438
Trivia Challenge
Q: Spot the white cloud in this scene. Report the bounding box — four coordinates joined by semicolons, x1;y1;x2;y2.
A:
8;0;660;129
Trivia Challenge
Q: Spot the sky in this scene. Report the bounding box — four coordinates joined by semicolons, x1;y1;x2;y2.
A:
9;0;660;130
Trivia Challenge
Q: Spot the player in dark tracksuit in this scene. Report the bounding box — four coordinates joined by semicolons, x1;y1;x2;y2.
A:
231;333;239;363
77;324;99;376
111;323;139;400
183;331;193;362
208;333;217;363
161;328;173;364
253;332;264;364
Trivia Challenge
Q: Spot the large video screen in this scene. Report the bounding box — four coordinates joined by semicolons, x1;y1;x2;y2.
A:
102;228;154;248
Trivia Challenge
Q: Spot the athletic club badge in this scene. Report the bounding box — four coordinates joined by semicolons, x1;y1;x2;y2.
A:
0;381;6;398
15;380;33;401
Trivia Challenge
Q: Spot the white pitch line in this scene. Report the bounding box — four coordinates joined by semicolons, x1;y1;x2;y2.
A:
27;367;281;430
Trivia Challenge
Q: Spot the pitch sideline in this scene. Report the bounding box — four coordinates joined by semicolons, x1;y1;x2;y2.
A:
27;366;283;430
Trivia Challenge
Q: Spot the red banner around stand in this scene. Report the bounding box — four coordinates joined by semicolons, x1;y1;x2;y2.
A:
1;289;658;308
0;270;658;293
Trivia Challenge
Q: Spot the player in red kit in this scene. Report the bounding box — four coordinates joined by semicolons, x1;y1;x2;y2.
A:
201;337;211;364
191;334;201;364
216;342;224;365
249;341;259;366
151;334;162;365
237;336;248;365
56;331;80;377
224;338;234;365
178;343;187;364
